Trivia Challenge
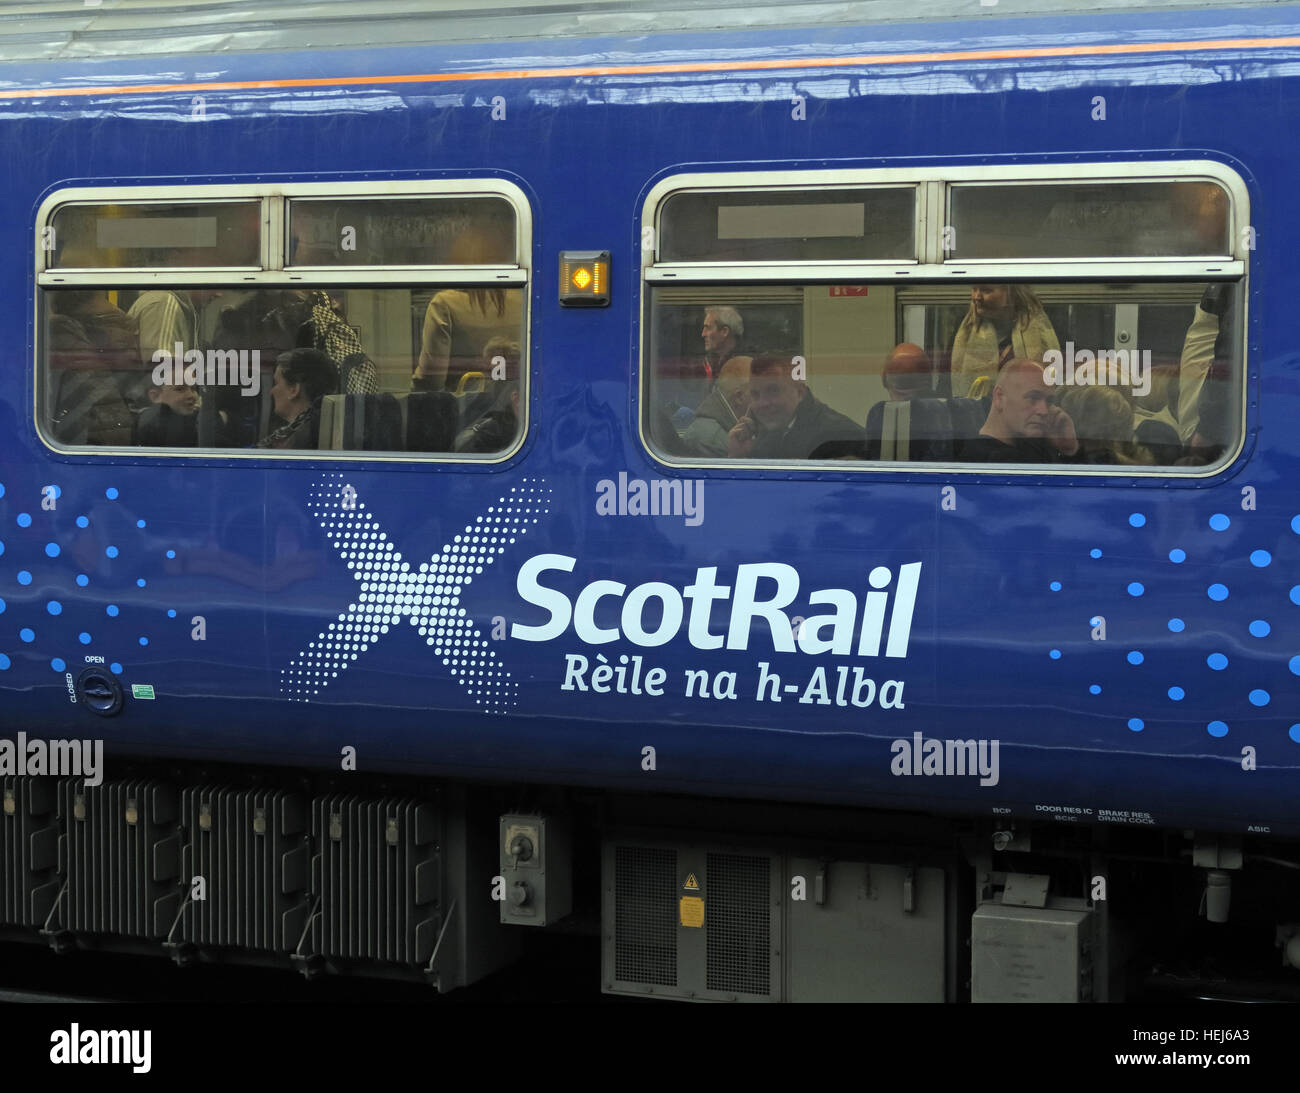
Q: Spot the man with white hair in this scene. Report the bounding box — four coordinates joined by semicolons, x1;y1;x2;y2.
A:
701;305;744;378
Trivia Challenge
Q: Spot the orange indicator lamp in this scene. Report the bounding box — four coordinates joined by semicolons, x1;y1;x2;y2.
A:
559;250;610;307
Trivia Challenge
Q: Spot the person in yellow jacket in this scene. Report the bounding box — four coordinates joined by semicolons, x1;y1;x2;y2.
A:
950;284;1059;398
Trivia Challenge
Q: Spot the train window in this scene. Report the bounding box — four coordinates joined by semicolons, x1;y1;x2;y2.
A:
948;180;1231;259
645;280;1242;469
643;166;1247;474
46;201;261;269
288;197;517;267
658;188;915;263
41;286;525;454
37;184;530;459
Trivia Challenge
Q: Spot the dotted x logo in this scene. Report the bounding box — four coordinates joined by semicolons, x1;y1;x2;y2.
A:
281;474;551;711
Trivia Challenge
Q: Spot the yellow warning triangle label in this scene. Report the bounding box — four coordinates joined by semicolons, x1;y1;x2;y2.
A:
683;873;699;890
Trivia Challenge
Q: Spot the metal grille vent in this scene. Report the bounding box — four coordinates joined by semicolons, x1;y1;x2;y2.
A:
59;779;181;937
614;845;677;987
177;786;311;952
308;795;441;965
705;852;771;996
0;777;59;926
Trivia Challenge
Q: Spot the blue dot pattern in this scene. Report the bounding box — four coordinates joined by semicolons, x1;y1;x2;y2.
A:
1;482;181;686
1068;499;1296;743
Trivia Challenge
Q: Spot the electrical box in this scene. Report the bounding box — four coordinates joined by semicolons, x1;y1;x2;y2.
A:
971;903;1096;1002
602;837;950;1002
499;814;571;927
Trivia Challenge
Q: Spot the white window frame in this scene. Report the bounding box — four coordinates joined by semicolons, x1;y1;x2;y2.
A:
640;160;1249;478
35;179;532;462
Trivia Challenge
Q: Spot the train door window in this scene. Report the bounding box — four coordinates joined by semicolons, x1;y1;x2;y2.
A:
37;183;530;459
641;164;1247;473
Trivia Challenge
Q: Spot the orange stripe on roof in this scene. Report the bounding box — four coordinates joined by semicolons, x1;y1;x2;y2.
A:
1;35;1299;100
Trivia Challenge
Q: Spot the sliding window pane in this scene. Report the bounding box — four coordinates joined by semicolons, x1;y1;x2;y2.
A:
288;197;516;266
48;202;260;268
659;188;914;262
948;180;1231;259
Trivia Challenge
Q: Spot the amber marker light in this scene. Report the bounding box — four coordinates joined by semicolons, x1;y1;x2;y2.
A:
559;250;610;307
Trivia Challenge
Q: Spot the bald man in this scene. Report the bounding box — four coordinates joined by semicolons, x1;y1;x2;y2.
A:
883;342;933;400
680;354;752;456
959;359;1079;463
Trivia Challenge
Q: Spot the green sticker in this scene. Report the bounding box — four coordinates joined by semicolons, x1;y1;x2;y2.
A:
131;684;155;700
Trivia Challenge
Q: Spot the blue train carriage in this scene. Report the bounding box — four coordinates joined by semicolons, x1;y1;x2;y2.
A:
0;0;1297;1003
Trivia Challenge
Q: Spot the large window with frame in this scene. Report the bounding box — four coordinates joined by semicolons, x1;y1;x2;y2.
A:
641;166;1246;473
38;184;530;458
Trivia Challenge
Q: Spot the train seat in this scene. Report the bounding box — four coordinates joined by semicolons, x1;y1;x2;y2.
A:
864;396;990;461
319;391;458;452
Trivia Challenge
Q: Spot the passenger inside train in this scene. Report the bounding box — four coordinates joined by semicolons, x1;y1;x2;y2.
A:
36;179;1241;468
647;275;1239;469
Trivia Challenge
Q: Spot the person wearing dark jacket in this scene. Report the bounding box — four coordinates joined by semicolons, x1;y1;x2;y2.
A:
726;352;863;460
957;359;1079;464
680;354;751;456
258;348;339;450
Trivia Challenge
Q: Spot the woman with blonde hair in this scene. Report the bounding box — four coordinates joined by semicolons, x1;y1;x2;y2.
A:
950;284;1059;397
1060;385;1155;466
413;223;523;393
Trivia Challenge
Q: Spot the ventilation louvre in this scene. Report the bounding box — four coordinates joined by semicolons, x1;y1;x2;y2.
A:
177;785;311;952
0;777;59;926
604;839;778;1001
704;852;771;995
613;844;677;987
59;779;181;937
308;794;442;966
